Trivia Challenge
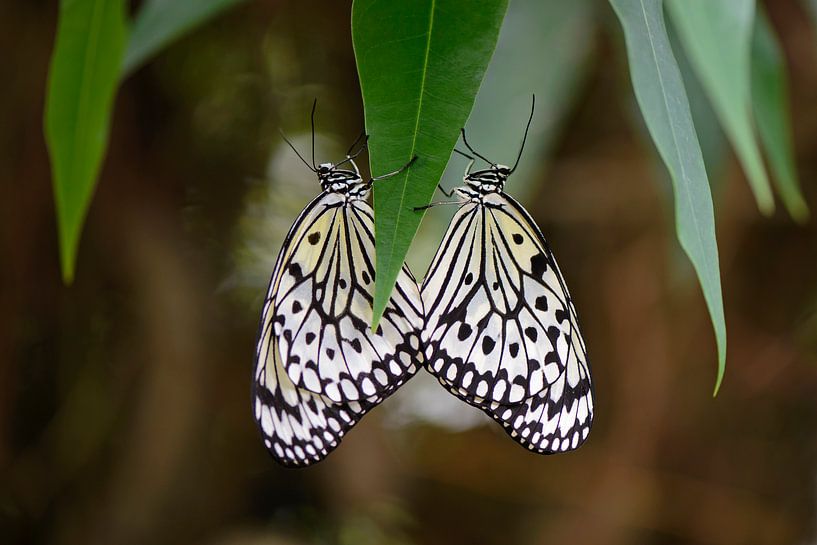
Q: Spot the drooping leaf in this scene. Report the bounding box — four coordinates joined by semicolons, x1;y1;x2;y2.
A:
352;0;508;326
751;10;809;222
45;0;129;283
610;0;727;394
667;0;774;215
122;0;247;76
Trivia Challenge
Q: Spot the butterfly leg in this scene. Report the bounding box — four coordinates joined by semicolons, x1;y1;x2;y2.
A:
414;200;460;212
368;155;418;183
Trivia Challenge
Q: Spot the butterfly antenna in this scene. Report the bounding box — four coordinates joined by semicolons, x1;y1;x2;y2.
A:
510;94;535;174
345;130;367;157
279;129;316;172
460;128;495;166
452;148;475;161
310;98;318;170
336;134;370;168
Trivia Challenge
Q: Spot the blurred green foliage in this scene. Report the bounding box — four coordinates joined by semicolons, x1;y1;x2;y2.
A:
45;0;248;284
752;10;810;222
45;0;128;283
123;0;248;76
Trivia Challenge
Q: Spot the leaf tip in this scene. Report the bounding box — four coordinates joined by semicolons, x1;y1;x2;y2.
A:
758;195;776;217
788;200;810;225
59;248;76;286
369;298;386;332
712;371;723;397
712;340;726;397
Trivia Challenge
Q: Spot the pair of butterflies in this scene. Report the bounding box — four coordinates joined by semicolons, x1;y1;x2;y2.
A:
252;101;593;467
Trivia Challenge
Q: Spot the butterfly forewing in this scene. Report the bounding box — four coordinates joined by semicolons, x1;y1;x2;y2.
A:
422;191;593;454
271;196;423;403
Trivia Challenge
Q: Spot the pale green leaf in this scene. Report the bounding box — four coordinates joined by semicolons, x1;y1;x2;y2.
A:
610;0;727;394
667;0;774;215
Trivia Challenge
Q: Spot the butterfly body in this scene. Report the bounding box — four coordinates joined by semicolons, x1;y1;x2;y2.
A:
422;158;594;454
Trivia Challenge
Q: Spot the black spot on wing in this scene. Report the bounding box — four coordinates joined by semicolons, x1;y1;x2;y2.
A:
288;263;304;280
509;343;519;358
530;253;548;277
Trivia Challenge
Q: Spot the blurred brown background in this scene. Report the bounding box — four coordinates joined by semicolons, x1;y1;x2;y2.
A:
2;1;816;544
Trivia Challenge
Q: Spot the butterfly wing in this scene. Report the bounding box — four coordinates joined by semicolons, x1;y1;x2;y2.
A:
253;311;373;466
422;192;593;453
253;192;423;465
269;194;423;403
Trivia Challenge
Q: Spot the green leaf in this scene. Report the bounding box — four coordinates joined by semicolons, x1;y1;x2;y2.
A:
667;0;774;215
352;0;508;327
610;0;727;394
751;11;809;222
45;0;129;283
122;0;247;76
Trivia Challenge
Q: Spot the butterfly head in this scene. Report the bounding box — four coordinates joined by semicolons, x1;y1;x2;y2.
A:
464;163;510;194
317;160;368;197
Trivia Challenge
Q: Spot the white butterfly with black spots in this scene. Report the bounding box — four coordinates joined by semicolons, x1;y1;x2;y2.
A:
420;111;593;454
253;131;423;467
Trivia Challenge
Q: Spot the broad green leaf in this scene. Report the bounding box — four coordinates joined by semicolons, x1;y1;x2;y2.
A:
751;11;809;222
122;0;247;76
610;0;727;394
410;0;596;272
667;0;774;215
45;0;128;283
352;0;508;326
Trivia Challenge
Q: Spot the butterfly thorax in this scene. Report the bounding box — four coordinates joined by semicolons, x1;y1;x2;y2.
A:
459;164;510;200
317;162;370;200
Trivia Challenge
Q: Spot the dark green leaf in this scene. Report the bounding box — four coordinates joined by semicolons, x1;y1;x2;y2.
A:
751;11;809;222
610;0;727;394
45;0;129;283
667;0;774;215
352;0;508;326
122;0;247;76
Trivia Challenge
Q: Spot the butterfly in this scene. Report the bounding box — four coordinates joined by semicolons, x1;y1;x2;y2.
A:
253;104;424;467
419;96;594;454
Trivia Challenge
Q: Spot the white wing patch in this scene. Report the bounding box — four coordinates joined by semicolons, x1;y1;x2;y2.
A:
421;192;593;454
253;193;423;466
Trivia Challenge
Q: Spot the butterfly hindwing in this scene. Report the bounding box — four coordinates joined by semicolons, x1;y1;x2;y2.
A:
254;306;369;466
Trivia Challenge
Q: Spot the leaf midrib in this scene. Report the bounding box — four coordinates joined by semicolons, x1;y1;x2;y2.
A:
382;0;436;265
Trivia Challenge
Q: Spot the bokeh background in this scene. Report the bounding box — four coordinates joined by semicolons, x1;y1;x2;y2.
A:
3;0;817;544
